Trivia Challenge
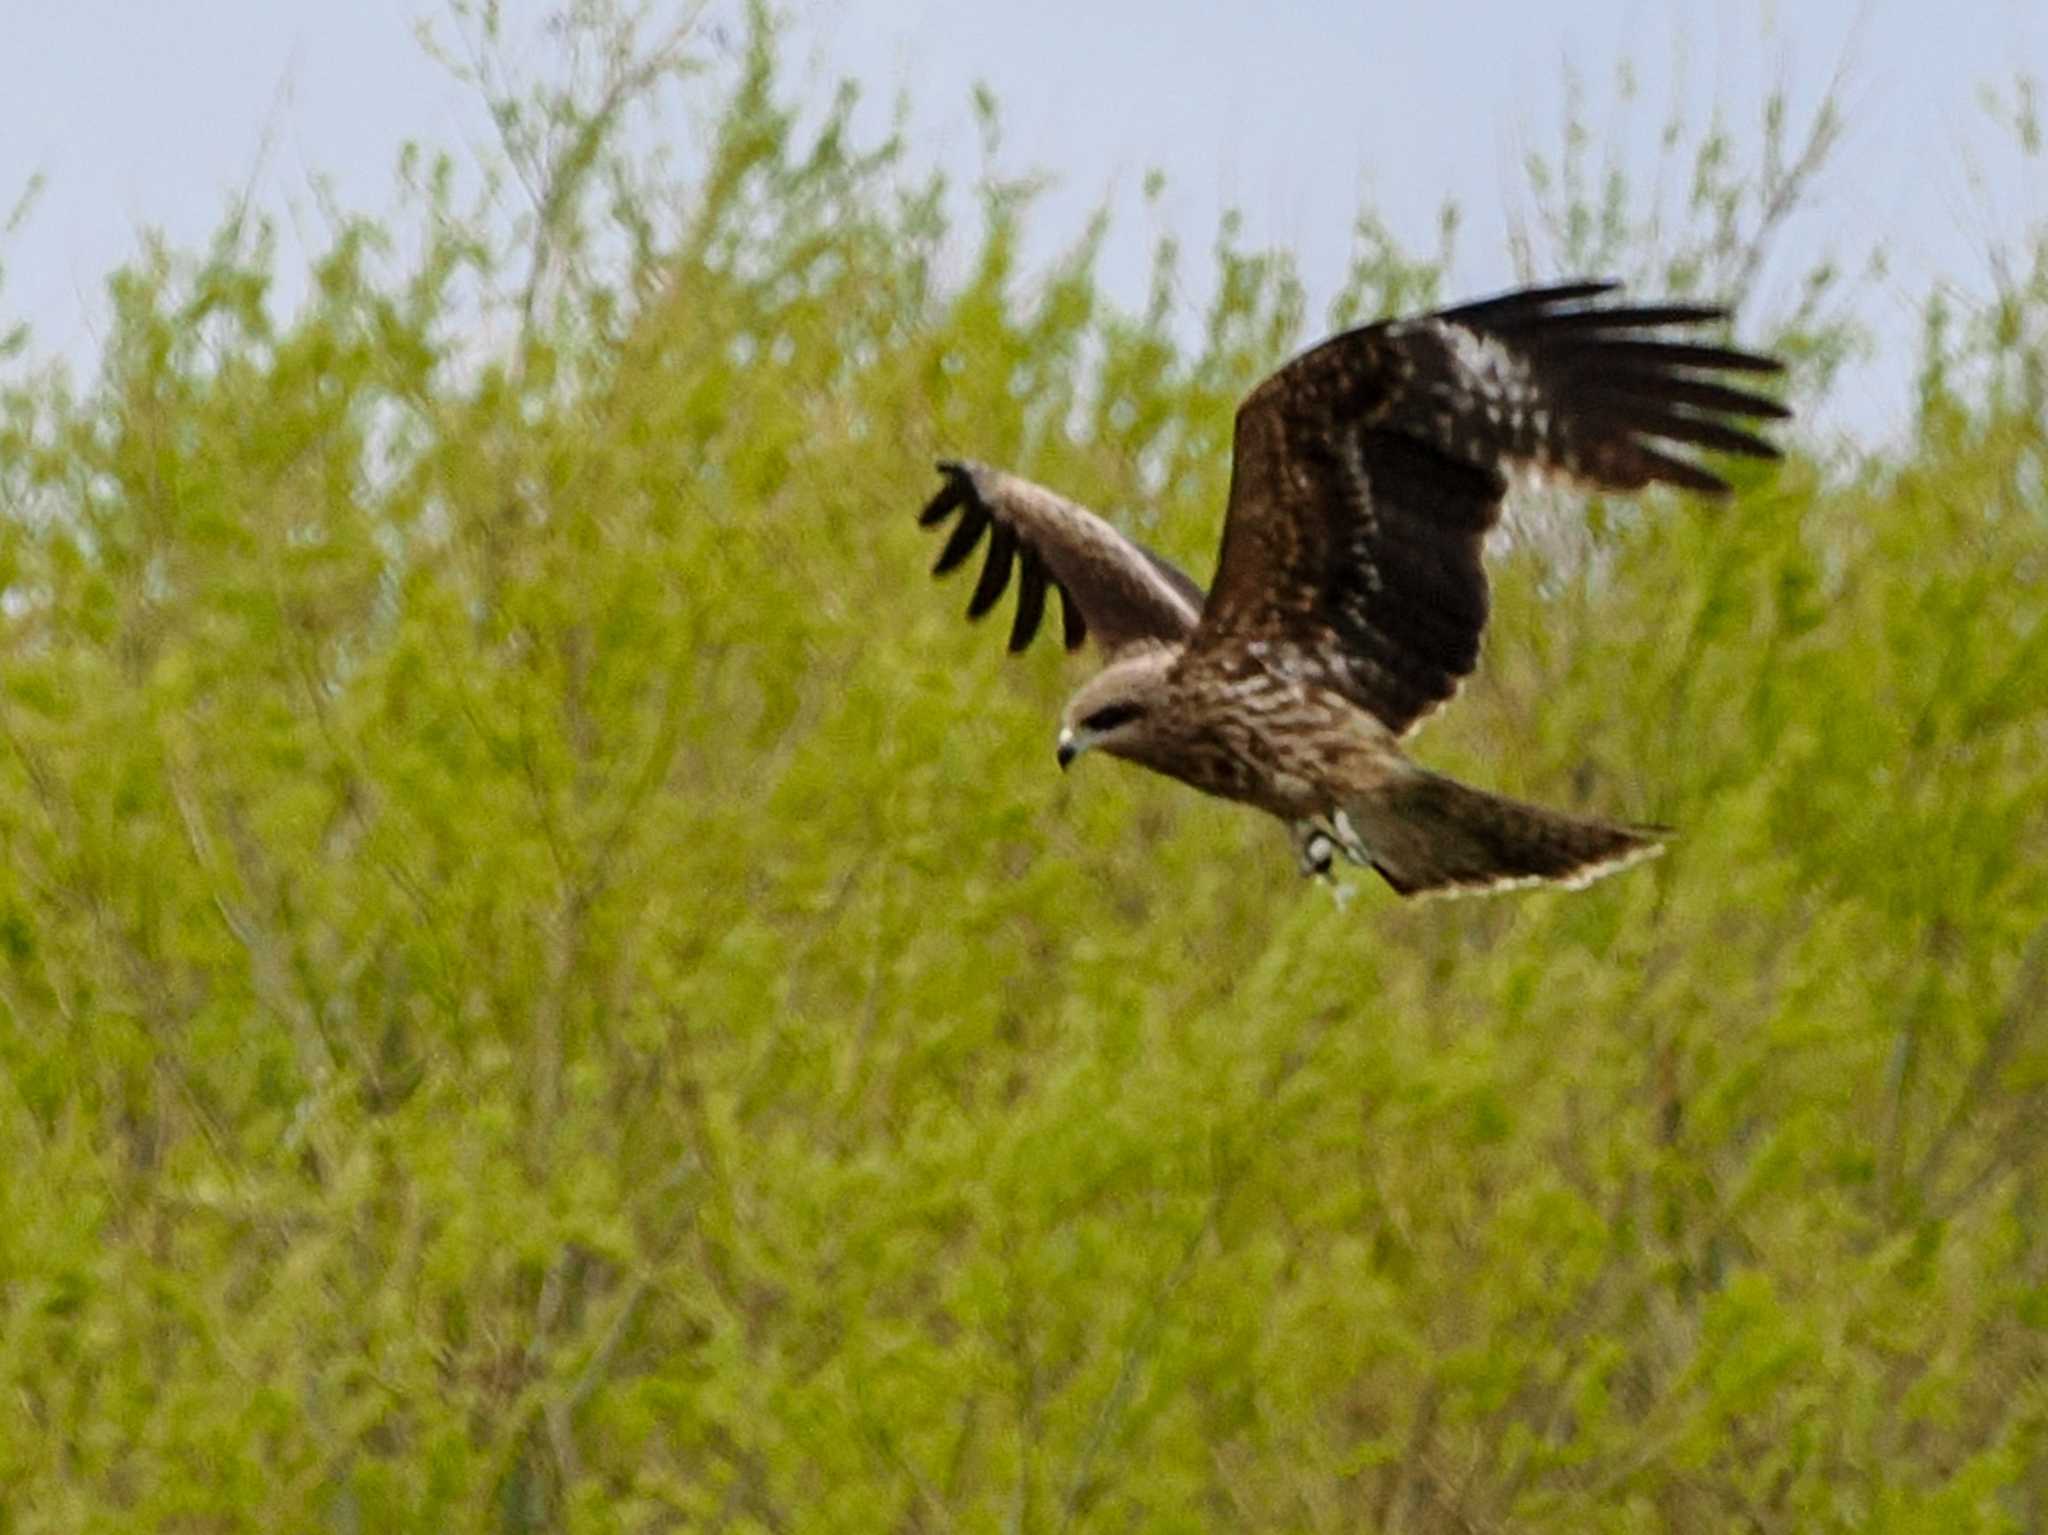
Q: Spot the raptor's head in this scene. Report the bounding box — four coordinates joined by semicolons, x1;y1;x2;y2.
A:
1056;648;1178;771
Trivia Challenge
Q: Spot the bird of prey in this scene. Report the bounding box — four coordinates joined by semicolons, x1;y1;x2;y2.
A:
917;280;1786;898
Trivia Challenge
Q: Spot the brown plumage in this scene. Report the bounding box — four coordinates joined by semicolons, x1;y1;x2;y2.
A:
916;280;1788;898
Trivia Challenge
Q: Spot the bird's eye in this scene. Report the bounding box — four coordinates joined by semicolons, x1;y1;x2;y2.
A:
1081;703;1143;733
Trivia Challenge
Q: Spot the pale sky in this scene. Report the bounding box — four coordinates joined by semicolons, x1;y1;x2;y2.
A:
3;2;2044;445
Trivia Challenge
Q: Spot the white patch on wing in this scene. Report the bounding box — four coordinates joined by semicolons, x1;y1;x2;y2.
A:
1441;323;1532;403
1432;321;1558;466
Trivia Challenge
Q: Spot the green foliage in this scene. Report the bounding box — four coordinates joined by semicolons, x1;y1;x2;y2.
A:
1;11;2044;1532
1513;43;1865;406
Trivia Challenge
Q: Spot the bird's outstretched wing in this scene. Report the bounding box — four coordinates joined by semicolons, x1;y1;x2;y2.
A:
917;460;1205;656
1192;280;1789;735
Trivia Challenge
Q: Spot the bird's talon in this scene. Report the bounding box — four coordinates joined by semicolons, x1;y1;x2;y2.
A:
1294;822;1339;879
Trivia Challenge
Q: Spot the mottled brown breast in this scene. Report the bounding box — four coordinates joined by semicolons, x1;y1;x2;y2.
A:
1157;649;1402;820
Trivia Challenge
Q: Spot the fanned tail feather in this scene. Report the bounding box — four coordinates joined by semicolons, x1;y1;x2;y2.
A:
1344;770;1664;898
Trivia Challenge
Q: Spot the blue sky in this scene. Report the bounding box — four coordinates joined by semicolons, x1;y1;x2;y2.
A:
3;1;2043;443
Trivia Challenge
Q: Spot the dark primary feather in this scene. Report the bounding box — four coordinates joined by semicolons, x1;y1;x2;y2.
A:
1058;581;1088;651
966;521;1018;620
1009;551;1049;654
917;461;1205;657
1414;280;1789;491
1195;280;1789;735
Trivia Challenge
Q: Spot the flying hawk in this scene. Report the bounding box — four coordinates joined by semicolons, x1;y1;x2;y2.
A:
917;280;1786;897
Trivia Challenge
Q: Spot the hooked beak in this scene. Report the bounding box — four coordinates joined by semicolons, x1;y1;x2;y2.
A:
1056;727;1084;770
